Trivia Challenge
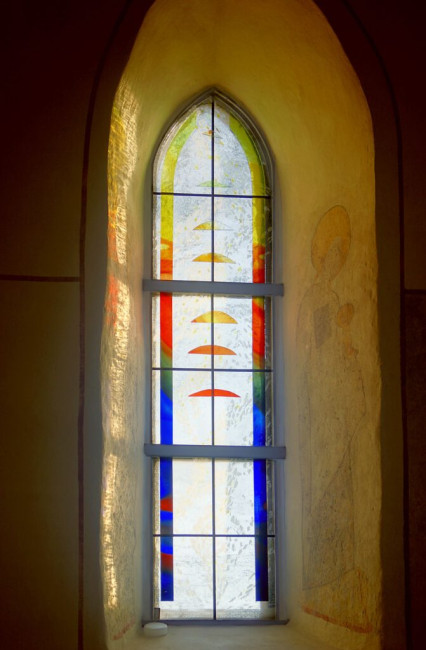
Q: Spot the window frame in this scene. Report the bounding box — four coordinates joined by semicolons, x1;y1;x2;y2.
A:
142;90;286;623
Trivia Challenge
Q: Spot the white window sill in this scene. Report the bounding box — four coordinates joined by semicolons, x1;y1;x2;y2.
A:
121;623;339;650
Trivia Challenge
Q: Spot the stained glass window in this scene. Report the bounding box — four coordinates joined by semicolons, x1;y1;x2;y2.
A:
147;93;282;621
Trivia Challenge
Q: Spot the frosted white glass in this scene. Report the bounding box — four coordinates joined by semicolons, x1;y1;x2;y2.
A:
212;198;252;282
154;536;213;619
152;370;212;445
152;296;271;370
152;370;161;444
213;105;252;195
174;294;212;369
216;537;276;619
213;371;253;445
174;195;213;281
153;195;213;281
212;297;252;369
216;537;258;616
153;459;212;534
215;460;254;534
152;293;161;367
173;460;212;534
174;104;212;194
174;370;212;444
153;103;212;194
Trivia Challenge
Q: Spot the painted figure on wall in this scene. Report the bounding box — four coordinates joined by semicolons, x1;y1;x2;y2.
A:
297;206;368;628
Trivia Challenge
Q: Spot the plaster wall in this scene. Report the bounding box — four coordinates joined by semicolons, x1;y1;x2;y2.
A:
104;1;381;648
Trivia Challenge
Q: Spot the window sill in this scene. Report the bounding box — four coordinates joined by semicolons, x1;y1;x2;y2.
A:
122;623;339;649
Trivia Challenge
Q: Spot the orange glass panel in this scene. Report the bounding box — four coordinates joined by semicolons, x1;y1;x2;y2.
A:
192;252;235;263
188;345;236;356
192;311;237;324
189;389;240;398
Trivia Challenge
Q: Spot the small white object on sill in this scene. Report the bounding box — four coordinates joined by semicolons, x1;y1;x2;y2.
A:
143;622;168;638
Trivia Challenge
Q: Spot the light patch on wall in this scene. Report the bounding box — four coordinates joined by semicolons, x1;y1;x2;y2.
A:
103;452;119;609
108;81;138;266
104;277;130;441
101;78;140;641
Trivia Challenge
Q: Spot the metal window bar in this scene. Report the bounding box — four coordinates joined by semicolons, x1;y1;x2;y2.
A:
145;444;286;460
152;367;274;372
153;191;272;199
143;279;284;296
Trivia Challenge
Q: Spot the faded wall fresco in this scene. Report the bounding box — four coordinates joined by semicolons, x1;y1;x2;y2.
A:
297;206;371;633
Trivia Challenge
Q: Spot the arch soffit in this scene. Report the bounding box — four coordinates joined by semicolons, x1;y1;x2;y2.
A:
84;0;404;647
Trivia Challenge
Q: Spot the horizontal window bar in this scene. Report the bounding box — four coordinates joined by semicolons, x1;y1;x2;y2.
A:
153;191;272;199
152;367;273;373
143;279;284;296
144;443;286;460
153;533;275;538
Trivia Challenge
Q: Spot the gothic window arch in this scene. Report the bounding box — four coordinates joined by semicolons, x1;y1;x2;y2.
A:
143;91;285;620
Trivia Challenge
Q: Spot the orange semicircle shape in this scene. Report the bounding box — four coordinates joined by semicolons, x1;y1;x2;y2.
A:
189;389;240;398
193;221;229;231
193;252;235;263
192;311;237;324
188;345;236;355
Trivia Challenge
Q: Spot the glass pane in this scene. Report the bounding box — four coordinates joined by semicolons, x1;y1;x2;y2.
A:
153;459;212;535
215;460;254;534
152;292;161;366
174;104;212;194
263;201;273;284
212;197;252;282
213;104;252;196
154;536;213;619
152;294;213;369
213;371;252;446
153;195;213;281
212;297;271;370
213;371;272;446
215;460;275;536
175;295;212;369
212;297;251;369
215;537;275;619
152;295;272;370
152;370;212;444
253;459;275;537
154;102;212;195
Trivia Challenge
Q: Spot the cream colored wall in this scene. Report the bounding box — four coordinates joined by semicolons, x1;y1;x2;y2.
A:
105;0;381;648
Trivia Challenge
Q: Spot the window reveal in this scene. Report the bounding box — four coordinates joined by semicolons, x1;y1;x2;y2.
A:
148;94;281;620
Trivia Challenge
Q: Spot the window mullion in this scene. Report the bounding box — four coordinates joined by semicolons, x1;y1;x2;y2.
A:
145;443;286;460
143;279;283;296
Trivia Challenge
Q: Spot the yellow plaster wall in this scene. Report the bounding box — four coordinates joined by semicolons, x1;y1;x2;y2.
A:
105;0;381;647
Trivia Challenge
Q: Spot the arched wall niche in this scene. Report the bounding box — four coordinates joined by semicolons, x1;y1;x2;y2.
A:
84;0;404;648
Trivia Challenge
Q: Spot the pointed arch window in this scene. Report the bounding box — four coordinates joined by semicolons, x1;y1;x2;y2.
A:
143;93;284;621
